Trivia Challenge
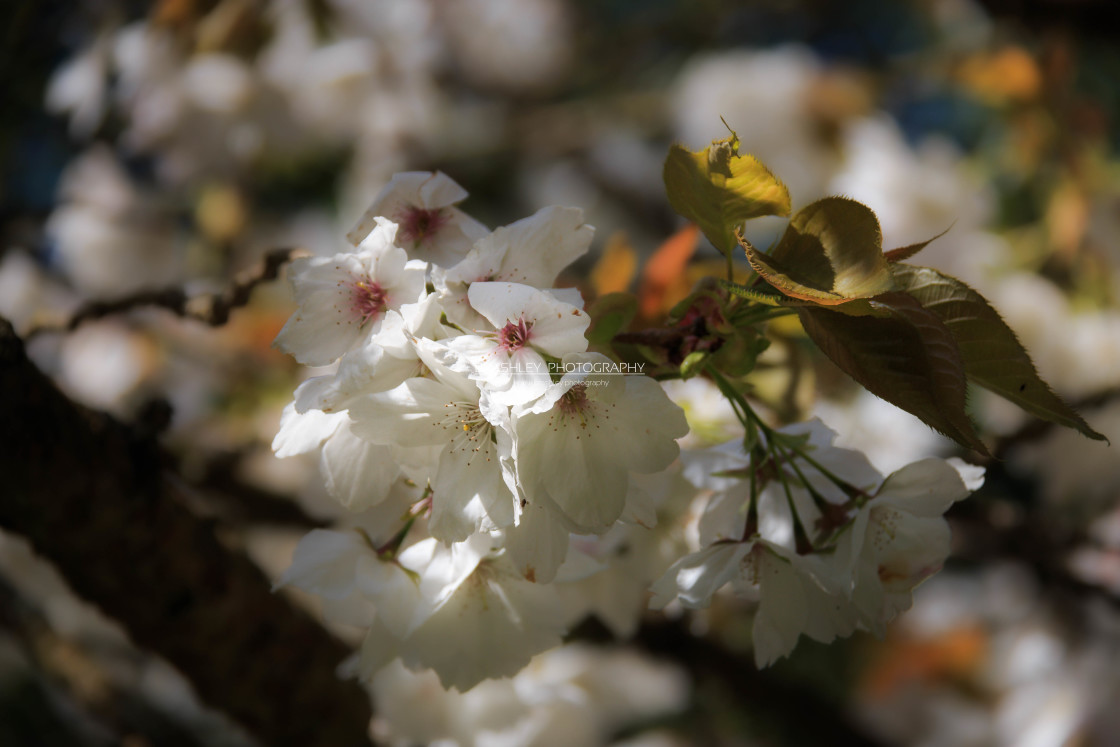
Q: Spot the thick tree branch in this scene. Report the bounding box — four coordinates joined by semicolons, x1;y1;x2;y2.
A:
0;318;372;746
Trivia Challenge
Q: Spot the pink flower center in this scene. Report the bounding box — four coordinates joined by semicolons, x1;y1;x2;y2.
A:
351;280;387;322
497;317;532;352
558;384;589;417
396;205;449;245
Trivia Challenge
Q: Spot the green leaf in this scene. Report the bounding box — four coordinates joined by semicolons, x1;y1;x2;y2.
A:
710;328;770;377
680;351;709;379
586;292;638;347
891;264;1106;441
663;129;791;256
747;197;894;303
798;292;989;454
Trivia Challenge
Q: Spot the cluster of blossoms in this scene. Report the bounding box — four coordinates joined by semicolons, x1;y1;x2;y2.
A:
273;172;689;690
653;419;985;667
272;171;985;691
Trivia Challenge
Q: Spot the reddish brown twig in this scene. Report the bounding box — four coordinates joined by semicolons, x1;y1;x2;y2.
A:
26;247;307;338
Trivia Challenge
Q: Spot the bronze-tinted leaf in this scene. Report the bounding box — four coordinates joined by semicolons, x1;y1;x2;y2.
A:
743;236;849;304
883;226;951;263
891;264;1106;440
748;197;895;303
798;293;989;454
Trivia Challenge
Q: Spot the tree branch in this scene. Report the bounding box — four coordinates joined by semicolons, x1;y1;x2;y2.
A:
0;317;372;746
26;247;308;338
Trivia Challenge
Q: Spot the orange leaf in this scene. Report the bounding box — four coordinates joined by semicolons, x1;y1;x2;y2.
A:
862;626;987;699
956;47;1041;104
590;232;638;296
639;224;700;318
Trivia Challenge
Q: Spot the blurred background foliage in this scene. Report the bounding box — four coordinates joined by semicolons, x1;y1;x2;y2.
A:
2;0;1120;745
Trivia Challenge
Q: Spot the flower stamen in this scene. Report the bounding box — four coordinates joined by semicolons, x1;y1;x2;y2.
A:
351;280;387;323
496;317;533;352
397;205;449;245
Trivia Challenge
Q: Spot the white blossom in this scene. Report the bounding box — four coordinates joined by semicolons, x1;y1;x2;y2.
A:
649;537;857;667
273;398;402;511
835;457;981;636
277;527;422;640
683;419;880;550
348;340;518;542
273;218;426;366
354;537;568;691
346;171;489;267
435;206;593;326
369;644;687;747
46;146;179;297
293;293;448;415
444;281;591;406
45;33;110;137
661;421;984;665
512;353;688;535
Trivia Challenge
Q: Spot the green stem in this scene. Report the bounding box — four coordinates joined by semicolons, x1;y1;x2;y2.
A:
776;436;869;503
744;445;761;539
374;515;416;559
770;445;813;554
706;365;753;430
736;307;798;326
774;439;831;514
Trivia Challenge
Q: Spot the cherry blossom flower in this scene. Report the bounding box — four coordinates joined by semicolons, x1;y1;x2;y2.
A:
292;292;449;415
682;419;880;550
435;205;592;326
273;394;402;511
277;527;423;644
512;352;688;535
444;281;591;406
835;457;982;635
274;217;426;366
659;421;985;665
368;644;688;746
348;340;518;542
649;538;857;667
346;171;489;267
353;537;569;691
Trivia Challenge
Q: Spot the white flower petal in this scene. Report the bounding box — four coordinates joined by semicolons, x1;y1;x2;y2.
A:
430;436;517;542
947;456;986;492
502;501;572;584
876;458;971;517
272;400;343;457
275;529;366;599
320;423;400;510
751;546;809;667
648;542;751;610
398;560;567;691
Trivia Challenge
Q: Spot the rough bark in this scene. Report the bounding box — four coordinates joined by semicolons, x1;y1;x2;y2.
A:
0;318;372;746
